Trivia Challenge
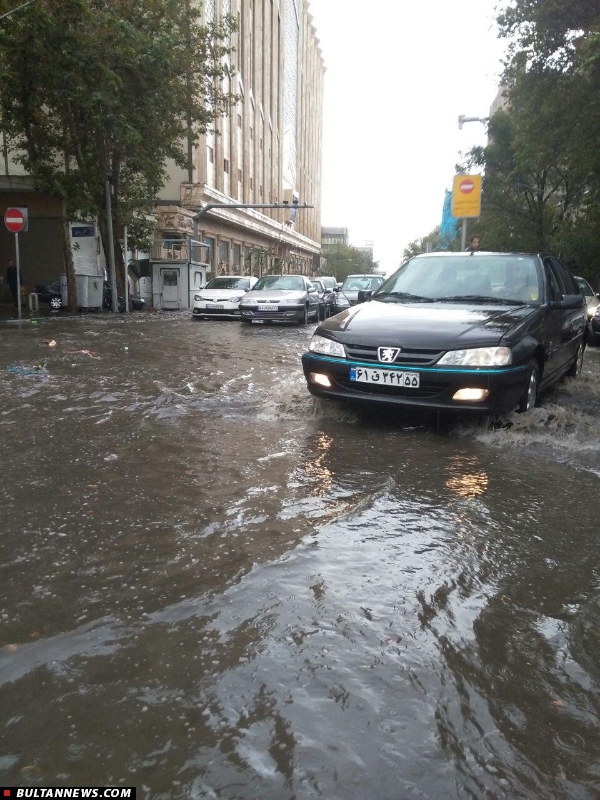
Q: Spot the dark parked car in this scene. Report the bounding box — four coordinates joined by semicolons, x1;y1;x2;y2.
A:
310;278;335;320
331;274;385;315
35;279;63;310
302;252;586;414
34;278;144;312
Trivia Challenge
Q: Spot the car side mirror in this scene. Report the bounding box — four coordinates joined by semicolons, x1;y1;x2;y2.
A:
333;286;340;292
308;286;317;293
357;290;373;303
551;294;585;310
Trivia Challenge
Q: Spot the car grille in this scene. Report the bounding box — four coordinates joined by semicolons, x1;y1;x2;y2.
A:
195;307;237;315
335;376;448;399
345;344;443;366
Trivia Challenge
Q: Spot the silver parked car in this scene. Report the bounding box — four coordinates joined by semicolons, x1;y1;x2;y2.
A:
239;274;320;325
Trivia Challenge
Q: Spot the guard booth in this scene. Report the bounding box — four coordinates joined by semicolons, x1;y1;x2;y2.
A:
150;238;208;310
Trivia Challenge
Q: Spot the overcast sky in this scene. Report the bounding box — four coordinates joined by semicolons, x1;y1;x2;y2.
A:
307;0;507;272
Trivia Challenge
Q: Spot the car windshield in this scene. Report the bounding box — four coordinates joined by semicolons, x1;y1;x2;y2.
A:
341;276;384;291
204;277;250;290
575;277;594;297
375;255;542;305
321;277;336;289
253;275;305;291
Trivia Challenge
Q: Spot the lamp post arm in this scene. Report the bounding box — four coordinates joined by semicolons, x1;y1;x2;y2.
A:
193;202;313;222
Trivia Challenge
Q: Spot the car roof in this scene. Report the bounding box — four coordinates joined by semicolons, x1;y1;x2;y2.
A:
411;251;543;259
343;273;383;278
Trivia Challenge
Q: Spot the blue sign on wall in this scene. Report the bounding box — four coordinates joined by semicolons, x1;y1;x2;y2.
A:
72;225;95;238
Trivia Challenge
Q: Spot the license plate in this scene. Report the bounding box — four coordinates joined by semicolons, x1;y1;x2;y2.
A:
349;367;420;388
206;304;225;309
258;304;278;311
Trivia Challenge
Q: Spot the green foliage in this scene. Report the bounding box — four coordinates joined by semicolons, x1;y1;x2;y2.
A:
322;243;378;282
0;0;236;273
445;0;600;278
402;227;461;261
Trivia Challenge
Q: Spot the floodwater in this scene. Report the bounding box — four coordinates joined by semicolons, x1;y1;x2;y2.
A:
2;313;600;799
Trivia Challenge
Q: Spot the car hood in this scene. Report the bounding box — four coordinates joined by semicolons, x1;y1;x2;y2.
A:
242;289;306;302
197;288;248;299
319;299;538;348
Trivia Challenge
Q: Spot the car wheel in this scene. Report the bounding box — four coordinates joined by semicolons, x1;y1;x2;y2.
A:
518;360;539;413
567;341;585;377
49;296;62;311
300;305;309;326
117;296;126;313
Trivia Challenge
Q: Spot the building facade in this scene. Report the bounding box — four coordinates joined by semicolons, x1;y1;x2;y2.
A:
321;227;349;249
155;0;325;280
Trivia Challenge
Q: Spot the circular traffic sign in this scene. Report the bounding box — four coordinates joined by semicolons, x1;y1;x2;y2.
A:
459;179;475;194
4;207;26;233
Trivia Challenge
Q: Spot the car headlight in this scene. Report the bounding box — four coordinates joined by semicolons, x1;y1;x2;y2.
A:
335;297;350;306
229;296;242;303
592;306;600;317
194;295;203;301
437;346;512;367
308;335;346;357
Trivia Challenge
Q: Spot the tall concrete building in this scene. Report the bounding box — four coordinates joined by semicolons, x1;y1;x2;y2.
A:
154;0;325;284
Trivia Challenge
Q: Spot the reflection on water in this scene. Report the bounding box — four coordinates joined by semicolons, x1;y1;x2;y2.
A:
1;315;600;798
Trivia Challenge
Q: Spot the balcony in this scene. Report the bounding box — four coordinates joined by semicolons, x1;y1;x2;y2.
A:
151;238;207;264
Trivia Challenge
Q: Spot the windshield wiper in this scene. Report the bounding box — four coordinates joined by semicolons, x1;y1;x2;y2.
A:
435;295;526;306
375;291;433;303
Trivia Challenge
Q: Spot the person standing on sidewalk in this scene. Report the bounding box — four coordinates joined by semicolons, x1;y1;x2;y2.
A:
6;260;23;308
465;235;481;252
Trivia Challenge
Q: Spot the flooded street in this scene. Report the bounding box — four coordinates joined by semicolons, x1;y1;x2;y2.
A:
2;313;600;799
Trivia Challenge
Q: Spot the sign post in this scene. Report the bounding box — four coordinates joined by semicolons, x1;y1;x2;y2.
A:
451;175;482;250
4;207;28;320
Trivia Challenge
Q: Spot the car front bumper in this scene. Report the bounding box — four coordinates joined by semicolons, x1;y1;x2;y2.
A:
301;353;529;414
240;304;305;322
193;301;241;318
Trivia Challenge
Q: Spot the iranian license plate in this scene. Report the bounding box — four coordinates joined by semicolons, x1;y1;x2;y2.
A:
349;367;420;388
206;304;224;309
258;304;278;311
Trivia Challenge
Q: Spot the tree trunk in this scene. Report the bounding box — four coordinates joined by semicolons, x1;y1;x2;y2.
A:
98;208;125;303
60;201;78;312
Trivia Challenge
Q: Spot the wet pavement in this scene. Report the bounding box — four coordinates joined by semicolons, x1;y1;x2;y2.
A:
2;312;600;799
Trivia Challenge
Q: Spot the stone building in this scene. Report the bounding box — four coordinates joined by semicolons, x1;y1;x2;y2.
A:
154;0;325;280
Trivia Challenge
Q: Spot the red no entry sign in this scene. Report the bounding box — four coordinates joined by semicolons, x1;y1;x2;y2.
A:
459;179;475;194
4;207;28;233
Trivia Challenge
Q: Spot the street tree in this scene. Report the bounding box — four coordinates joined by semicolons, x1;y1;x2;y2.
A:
323;243;378;282
0;0;236;307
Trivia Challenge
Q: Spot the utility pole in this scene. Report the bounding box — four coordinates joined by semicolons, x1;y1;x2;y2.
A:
105;175;118;313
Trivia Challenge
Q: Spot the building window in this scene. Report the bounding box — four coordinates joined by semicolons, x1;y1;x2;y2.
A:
204;236;215;270
260;138;263;150
238;168;243;182
259;184;263;196
207;146;214;164
250;177;254;189
219;240;229;267
224;159;230;173
250;126;254;140
238;113;242;128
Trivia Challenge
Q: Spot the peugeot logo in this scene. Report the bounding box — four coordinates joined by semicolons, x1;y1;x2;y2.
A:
378;346;401;363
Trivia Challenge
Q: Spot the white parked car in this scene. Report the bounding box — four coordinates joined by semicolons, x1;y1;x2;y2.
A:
192;276;258;319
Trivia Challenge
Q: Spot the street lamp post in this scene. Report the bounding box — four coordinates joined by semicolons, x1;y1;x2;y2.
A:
0;0;37;21
457;115;488;248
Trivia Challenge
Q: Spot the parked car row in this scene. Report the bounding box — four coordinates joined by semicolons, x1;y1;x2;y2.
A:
192;273;381;324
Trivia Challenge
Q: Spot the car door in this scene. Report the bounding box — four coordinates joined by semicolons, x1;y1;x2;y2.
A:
551;258;586;365
542;258;568;380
